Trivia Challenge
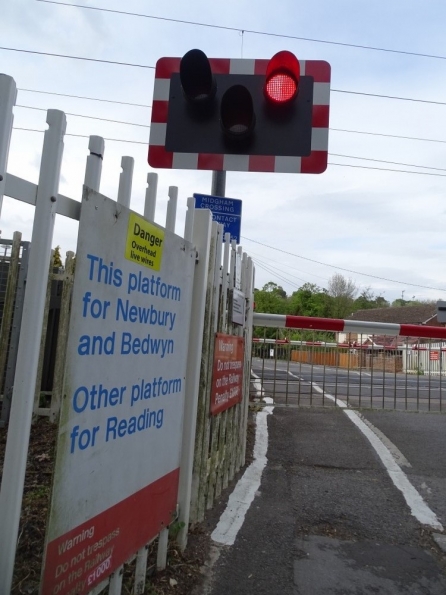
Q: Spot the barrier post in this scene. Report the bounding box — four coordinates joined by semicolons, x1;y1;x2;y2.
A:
177;209;213;550
117;156;134;207
0;109;66;593
166;186;178;232
144;172;158;221
184;196;195;242
84;135;104;192
0;74;17;218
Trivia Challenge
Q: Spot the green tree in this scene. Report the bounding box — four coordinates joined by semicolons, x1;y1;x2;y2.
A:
374;296;390;308
391;298;436;308
261;282;287;299
253;283;289;339
353;288;389;311
53;245;63;268
254;282;288;315
327;273;358;318
391;298;408;307
287;283;332;317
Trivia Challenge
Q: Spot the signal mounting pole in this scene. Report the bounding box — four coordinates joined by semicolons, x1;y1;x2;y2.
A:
211;170;226;197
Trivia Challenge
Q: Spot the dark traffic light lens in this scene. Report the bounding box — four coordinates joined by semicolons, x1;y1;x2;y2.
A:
265;72;297;103
220;85;255;140
180;49;216;104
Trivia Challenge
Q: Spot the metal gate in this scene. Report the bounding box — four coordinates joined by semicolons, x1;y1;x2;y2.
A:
251;314;446;412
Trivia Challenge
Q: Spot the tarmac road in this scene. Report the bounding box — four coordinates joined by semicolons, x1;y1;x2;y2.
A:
200;403;446;594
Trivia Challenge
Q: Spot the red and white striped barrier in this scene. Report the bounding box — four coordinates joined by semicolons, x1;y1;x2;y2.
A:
252;337;446;351
253;338;381;349
253;313;446;341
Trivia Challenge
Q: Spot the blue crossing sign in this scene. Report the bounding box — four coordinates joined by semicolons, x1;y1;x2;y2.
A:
194;193;242;243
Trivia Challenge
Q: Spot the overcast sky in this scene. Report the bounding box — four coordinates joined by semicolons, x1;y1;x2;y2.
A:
2;0;446;304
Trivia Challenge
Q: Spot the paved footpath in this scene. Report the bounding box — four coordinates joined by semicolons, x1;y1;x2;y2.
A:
200;407;446;594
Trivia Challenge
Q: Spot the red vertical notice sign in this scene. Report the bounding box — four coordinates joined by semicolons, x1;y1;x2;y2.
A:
211;333;244;415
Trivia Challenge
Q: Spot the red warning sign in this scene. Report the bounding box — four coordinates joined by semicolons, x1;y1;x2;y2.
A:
210;334;244;415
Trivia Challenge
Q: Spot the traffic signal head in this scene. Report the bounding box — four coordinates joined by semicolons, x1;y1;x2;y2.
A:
148;50;330;174
264;50;300;104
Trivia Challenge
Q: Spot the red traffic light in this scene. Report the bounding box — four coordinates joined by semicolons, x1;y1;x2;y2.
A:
264;51;300;104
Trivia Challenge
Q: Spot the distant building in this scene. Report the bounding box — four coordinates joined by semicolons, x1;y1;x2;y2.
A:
338;305;441;346
337;305;444;375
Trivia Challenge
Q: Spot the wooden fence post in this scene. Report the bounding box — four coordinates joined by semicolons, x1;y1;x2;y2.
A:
33;252;55;416
0;232;21;403
50;251;75;422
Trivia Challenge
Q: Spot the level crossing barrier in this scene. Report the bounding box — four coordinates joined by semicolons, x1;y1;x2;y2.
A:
252;313;446;411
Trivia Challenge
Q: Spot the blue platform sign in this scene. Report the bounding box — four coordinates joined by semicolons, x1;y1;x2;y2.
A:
194;193;242;243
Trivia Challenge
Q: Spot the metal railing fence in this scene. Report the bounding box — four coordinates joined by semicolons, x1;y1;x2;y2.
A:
251;328;445;412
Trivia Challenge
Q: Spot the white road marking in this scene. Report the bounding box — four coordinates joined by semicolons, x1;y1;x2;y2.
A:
311;381;443;531
211;375;273;546
311;381;347;408
358;415;412;468
287;370;303;381
251;371;265;399
345;409;443;530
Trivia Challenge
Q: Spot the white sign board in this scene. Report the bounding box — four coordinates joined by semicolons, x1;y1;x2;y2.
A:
232;289;245;326
42;189;195;595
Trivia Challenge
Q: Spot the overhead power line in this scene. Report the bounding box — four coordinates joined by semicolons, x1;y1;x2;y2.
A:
18;87;151;108
10;131;446;292
330;153;446;172
329;162;446;178
253;260;303;290
35;0;446;62
11;127;446;176
249;250;329;282
16;104;150;128
13;127;147;145
253;256;308;284
2;46;446;107
0;46;154;69
14;88;446;145
17;107;446;167
332;128;446;145
332;89;446;107
242;236;446;292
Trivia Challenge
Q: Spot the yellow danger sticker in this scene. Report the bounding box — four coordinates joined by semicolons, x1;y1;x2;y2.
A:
125;212;164;270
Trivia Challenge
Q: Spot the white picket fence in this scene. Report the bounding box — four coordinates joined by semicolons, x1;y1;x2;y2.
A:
403;342;446;376
0;74;254;594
